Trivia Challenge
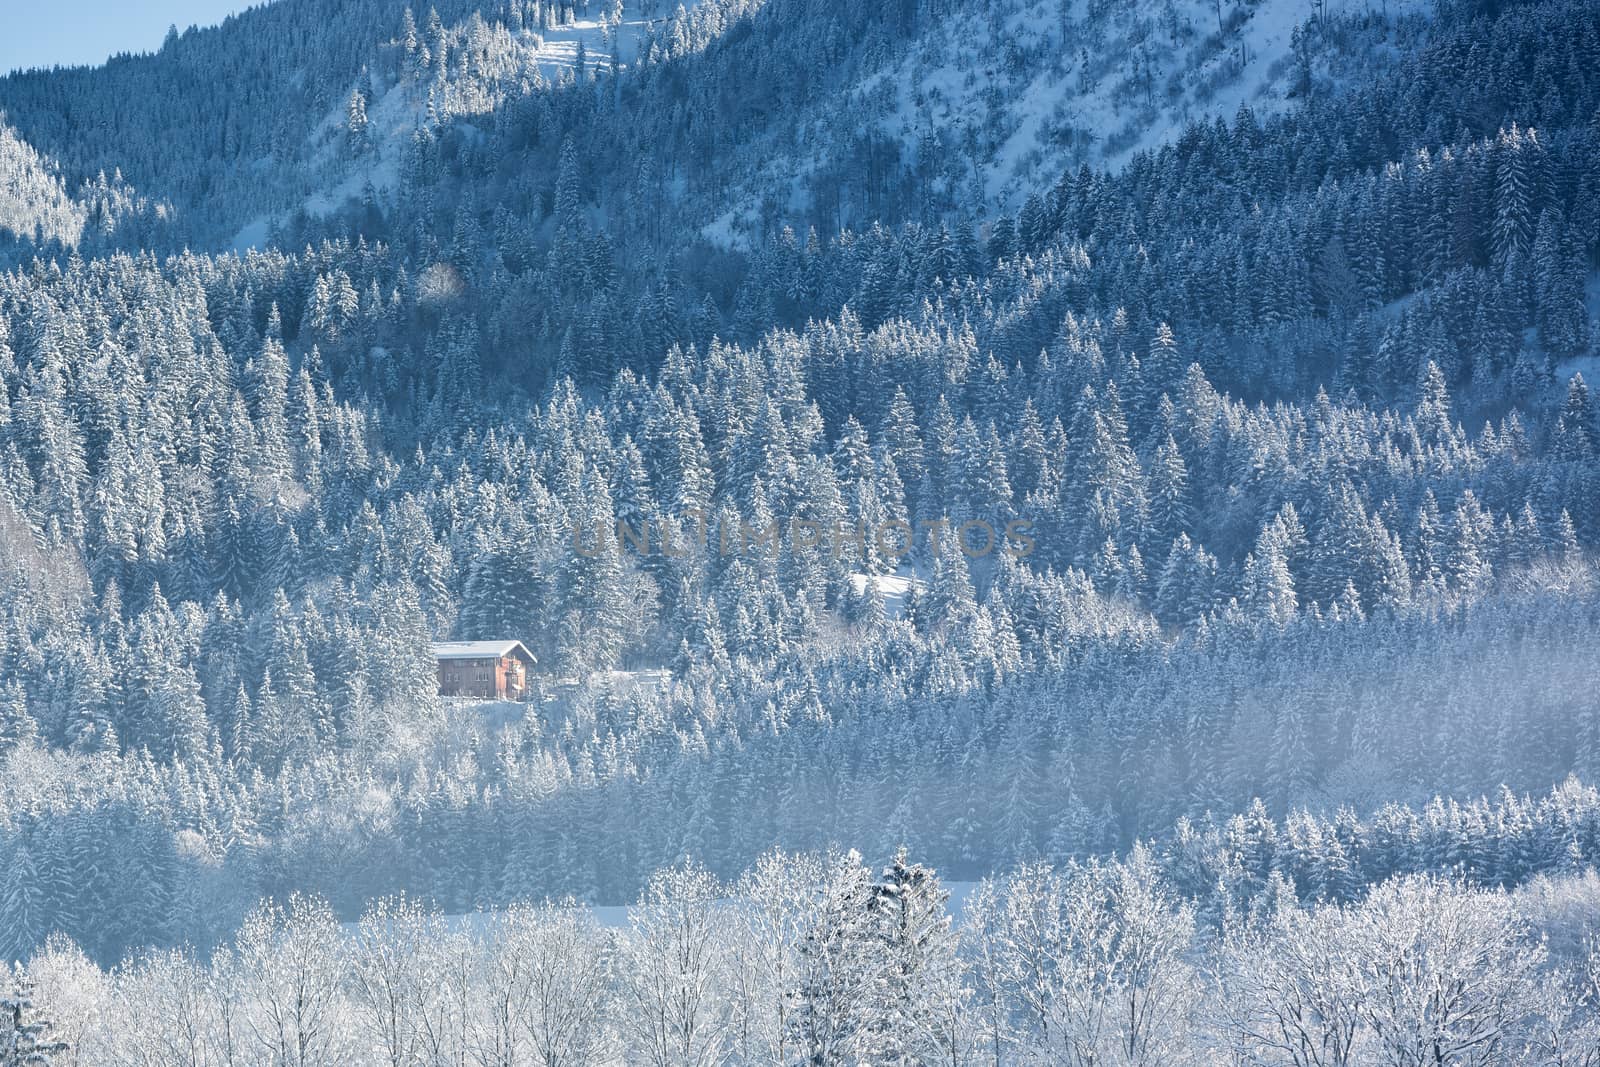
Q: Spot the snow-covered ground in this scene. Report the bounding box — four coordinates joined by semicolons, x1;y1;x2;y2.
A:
849;569;921;619
522;2;698;76
235;1;710;245
539;667;673;697
706;0;1432;242
874;0;1432;204
347;881;982;936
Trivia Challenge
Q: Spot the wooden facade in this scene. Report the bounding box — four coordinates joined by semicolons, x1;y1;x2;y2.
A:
431;641;536;701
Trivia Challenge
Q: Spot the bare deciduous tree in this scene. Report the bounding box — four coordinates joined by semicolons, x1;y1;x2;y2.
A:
617;862;730;1067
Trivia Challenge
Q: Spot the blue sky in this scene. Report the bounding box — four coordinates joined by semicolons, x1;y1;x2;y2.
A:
0;1;258;76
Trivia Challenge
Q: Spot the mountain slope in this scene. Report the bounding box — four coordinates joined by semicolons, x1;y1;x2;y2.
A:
0;0;1597;974
703;0;1435;239
0;0;1436;257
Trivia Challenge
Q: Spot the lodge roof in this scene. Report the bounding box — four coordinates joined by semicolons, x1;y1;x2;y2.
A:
430;640;536;663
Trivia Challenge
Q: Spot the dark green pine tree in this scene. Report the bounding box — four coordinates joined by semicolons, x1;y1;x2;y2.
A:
0;840;44;963
1154;533;1217;627
1;976;69;1066
1145;434;1190;570
1554;374;1597;461
1414;361;1456;451
0;680;39;756
556;474;629;675
913;547;977;637
1144;322;1183;411
1491;124;1535;269
1532;210;1589;357
1265;701;1315;815
863;849;961;1066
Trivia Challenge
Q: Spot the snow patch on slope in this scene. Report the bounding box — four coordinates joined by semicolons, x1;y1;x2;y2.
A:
525;1;704;76
849;571;920;619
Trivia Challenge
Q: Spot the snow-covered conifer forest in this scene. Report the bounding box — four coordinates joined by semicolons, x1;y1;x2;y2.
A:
1;0;1600;1060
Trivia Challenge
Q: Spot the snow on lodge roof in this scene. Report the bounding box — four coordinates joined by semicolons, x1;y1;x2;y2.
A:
430;640;536;663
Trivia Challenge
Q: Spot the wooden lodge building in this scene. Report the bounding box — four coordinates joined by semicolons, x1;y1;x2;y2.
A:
431;640;536;701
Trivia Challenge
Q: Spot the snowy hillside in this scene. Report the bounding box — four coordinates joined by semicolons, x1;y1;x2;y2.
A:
884;0;1432;199
0;120;83;246
0;119;174;255
296;1;718;214
705;0;1433;240
5;0;1435;256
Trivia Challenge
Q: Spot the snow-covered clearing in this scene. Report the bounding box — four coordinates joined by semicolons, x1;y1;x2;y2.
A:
849;569;921;619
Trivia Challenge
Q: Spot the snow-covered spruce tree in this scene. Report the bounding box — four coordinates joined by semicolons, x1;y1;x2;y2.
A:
0;976;68;1067
861;848;970;1065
